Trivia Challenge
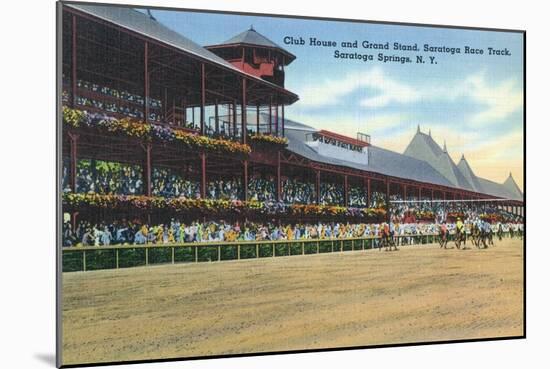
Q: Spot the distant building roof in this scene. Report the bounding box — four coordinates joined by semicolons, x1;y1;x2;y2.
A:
503;173;523;199
457;155;483;192
404;131;473;190
284;120;523;201
285;126;455;188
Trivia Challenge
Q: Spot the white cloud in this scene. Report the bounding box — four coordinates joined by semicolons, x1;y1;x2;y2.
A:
295;68;523;126
462;74;523;124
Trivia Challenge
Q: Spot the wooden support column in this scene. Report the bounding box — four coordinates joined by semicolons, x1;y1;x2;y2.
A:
243;160;248;201
366;178;371;208
316;170;321;204
418;186;422;200
200;153;207;198
281;103;285;137
232;100;237;139
403;184;407;201
144;143;152;196
200;63;206;135
163;87;168;119
386;179;391;222
268;98;273;134
182;98;187;125
214;99;219;134
144;41;149;124
344;175;349;207
431;188;434;202
69;133;78;192
256;104;260;134
227;103;232;136
241;77;247;144
275;103;279;136
276;151;282;202
71;15;77;108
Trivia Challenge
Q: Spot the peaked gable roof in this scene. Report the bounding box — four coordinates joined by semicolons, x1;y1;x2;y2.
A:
457;155;483;192
207;27;296;62
503;173;523;199
404;131;472;190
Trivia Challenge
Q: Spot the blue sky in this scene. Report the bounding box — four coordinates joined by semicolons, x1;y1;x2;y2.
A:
144;8;524;189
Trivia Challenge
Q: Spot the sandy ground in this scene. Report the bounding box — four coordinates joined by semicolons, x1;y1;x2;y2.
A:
61;237;524;365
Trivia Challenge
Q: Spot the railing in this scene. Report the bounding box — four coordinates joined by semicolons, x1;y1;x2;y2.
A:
62;233;445;272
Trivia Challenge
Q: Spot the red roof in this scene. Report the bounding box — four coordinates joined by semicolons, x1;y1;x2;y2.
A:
317;130;370;148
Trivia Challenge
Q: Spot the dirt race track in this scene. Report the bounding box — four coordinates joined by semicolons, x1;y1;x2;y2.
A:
62;237;524;365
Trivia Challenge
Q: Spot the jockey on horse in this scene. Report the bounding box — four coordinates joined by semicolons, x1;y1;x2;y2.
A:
439;222;449;249
455;217;466;249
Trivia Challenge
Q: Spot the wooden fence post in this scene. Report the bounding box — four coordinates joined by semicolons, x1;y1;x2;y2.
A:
82;250;86;272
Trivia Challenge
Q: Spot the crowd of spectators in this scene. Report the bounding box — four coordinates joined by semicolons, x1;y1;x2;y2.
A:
152;167;200;198
74;79;163;121
389;194;523;224
370;191;387;208
320;183;344;205
74;159;144;195
282;179;315;204
248;177;276;202
207;178;243;201
62;217;523;247
349;186;367;207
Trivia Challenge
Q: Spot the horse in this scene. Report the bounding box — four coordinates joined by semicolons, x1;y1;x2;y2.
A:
470;224;481;248
439;227;449;249
379;228;398;251
454;228;467;249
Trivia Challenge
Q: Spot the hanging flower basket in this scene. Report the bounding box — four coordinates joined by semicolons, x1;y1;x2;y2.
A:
63;107;251;156
249;134;288;148
63;193;387;222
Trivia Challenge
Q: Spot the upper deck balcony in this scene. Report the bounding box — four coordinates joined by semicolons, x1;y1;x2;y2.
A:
62;4;298;143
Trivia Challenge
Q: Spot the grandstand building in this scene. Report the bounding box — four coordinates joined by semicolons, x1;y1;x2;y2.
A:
60;3;524;225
